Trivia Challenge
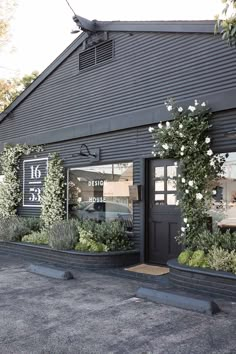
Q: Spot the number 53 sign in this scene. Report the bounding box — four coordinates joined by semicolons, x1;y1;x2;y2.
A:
23;158;48;207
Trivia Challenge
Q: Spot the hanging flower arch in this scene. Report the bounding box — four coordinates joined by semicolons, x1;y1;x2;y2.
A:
149;99;226;248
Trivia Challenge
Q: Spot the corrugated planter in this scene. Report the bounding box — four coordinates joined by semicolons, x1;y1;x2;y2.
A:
167;258;236;301
0;241;140;269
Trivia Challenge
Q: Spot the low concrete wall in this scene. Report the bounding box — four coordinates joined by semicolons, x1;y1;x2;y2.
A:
0;241;140;269
167;259;236;301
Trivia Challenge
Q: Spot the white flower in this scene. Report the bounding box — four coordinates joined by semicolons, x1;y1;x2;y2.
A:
210;159;215;166
188;181;194;187
187;224;190;227
185;189;189;194
201;102;206;107
180;152;184;156
151;151;156;156
174;162;178;166
166;121;170;128
181;227;186;232
167;105;172;111
179;124;183;129
181;145;185;151
207;149;213;156
183;218;188;223
178;174;181;178
194;99;198;106
196;193;203;200
158;122;163;129
176;200;179;206
179;132;184;138
162;143;169;150
194;141;197;145
205;137;211;144
178;107;183;112
181;178;186;183
148;127;154;133
212;190;217;195
188;105;196;112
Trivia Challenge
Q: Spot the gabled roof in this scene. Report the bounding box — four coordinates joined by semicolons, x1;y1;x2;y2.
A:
0;19;216;124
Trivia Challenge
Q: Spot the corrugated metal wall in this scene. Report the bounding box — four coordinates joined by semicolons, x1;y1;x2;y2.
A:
18;125;153;247
0;31;236;141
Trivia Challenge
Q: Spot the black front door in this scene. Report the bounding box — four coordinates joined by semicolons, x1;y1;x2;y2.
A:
147;159;182;265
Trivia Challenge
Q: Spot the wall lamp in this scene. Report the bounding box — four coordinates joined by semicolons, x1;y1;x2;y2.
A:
72;144;100;162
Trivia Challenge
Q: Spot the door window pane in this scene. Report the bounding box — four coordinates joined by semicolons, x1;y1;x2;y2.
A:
155;167;164;178
155;180;164;192
155;194;165;205
167;165;177;178
167;179;176;191
68;163;133;231
167;194;176;205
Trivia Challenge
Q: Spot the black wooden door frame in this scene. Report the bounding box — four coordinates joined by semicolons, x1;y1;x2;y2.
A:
144;158;182;264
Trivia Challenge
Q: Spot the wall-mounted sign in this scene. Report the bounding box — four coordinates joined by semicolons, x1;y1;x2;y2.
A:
23;158;48;207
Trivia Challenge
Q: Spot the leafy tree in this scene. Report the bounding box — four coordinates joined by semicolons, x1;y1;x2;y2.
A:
0;71;39;112
215;0;236;46
0;0;16;48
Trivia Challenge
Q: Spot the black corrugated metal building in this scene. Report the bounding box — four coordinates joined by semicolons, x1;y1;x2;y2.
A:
0;19;236;265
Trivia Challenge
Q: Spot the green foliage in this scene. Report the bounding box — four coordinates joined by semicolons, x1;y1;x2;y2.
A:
0;216;30;241
75;229;108;252
75;220;133;252
22;231;48;245
207;246;234;272
48;220;79;250
40;153;65;228
22;217;43;232
215;0;236;46
178;250;193;265
149;99;226;248
188;250;207;268
0;71;39;113
0;144;43;217
191;229;236;253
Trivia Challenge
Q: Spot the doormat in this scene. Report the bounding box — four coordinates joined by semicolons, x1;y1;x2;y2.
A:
125;264;169;276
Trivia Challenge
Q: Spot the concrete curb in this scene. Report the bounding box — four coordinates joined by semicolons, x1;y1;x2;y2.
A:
27;264;74;280
136;287;221;315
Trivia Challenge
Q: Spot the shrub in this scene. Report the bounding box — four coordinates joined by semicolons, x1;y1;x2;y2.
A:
22;217;43;232
178;250;193;265
48;220;79;250
0;216;30;241
78;220;133;252
191;228;236;253
207;246;234;272
22;231;49;245
188;250;207;268
75;229;108;252
231;254;236;275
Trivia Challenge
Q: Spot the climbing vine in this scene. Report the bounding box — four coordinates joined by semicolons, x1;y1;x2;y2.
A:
149;99;226;248
40;152;65;228
0;144;43;217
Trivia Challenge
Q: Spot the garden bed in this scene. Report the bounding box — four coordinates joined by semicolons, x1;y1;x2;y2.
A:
0;241;140;269
167;258;236;301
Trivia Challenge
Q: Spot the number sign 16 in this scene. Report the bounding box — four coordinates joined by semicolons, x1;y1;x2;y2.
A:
30;165;41;179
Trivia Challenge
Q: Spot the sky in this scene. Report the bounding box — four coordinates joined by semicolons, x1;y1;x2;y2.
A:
0;0;223;79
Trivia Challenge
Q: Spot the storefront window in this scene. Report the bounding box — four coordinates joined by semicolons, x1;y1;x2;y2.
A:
68;163;133;230
209;152;236;230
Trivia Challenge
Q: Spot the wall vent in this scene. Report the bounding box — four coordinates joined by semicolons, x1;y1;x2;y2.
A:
79;40;113;71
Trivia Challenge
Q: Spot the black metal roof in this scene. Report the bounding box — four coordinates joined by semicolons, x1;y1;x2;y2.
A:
0;19;216;123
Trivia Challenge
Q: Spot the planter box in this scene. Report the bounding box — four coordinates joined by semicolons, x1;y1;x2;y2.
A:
167;259;236;301
0;241;140;269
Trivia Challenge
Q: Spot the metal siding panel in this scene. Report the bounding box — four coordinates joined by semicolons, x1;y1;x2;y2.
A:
0;32;236;141
17;126;153;247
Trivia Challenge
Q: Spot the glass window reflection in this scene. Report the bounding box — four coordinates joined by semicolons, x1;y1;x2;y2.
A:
68;163;133;230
